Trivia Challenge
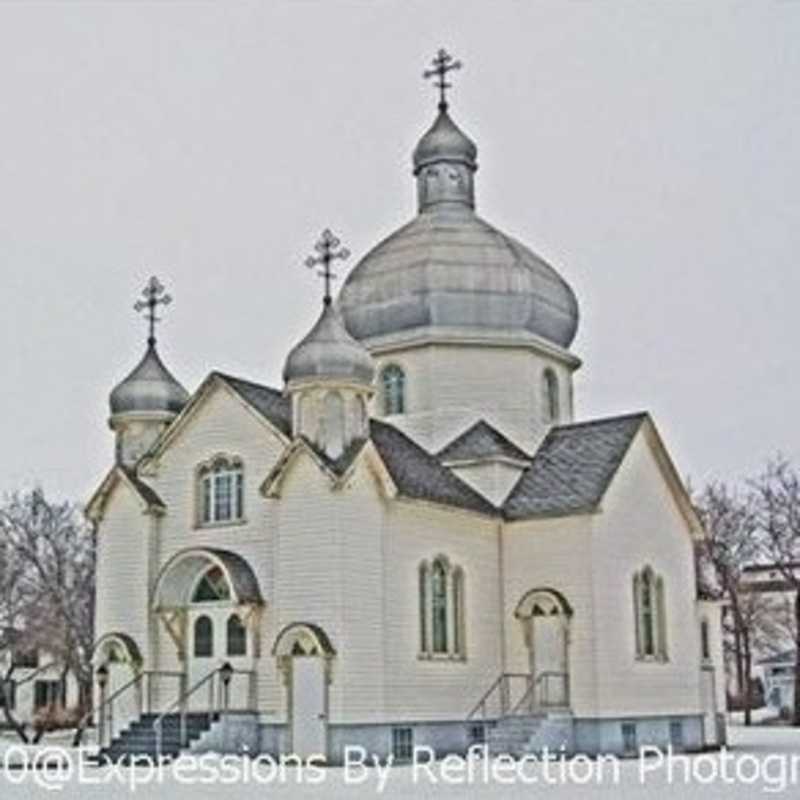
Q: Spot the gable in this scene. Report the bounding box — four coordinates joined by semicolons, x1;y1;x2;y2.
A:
504;413;646;520
142;373;290;466
86;465;164;522
600;420;702;539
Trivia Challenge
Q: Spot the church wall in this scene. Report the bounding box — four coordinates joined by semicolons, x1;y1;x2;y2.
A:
381;502;501;721
95;485;152;659
372;343;574;455
502;514;599;716
589;430;704;717
273;453;386;724
143;383;286;710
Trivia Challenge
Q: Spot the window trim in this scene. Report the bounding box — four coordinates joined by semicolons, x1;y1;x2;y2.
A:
195;455;246;528
193;615;214;659
380;364;406;416
633;566;668;662
418;556;466;661
226;613;248;658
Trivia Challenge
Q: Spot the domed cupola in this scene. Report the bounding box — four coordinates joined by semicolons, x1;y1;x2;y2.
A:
283;303;375;389
336;50;581;453
109;277;189;466
110;345;188;418
285;230;374;460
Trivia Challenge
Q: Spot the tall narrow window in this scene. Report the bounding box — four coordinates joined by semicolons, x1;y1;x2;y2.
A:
419;556;465;658
700;619;711;661
227;615;247;657
542;369;559;424
381;365;406;416
419;563;428;654
198;456;244;525
452;568;465;657
194;615;214;658
634;567;668;661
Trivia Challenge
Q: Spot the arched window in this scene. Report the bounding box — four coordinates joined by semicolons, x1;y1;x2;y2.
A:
198;456;244;525
323;391;345;457
542;369;559;424
418;557;466;659
192;566;231;603
194;616;213;658
381;365;406;416
227;614;247;657
633;567;668;661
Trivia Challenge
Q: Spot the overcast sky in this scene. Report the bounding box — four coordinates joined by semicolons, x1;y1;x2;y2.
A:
0;2;797;501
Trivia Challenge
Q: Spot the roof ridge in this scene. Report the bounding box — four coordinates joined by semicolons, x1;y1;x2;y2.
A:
550;411;649;433
213;371;283;396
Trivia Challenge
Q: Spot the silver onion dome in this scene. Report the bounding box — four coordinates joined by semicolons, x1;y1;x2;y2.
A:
413;106;477;173
338;103;579;350
284;302;375;387
109;343;189;417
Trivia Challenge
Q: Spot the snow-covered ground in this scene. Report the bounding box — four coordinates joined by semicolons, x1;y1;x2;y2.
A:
0;724;799;798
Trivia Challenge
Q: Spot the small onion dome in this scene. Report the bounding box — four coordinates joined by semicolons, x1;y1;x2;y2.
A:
109;343;189;418
413;106;477;174
283;303;375;387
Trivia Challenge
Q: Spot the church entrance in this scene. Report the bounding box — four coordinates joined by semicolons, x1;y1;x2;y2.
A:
152;548;263;713
273;623;335;760
515;589;571;710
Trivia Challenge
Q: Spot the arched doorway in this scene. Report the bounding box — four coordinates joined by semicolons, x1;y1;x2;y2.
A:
515;588;572;710
93;633;143;735
273;622;335;760
152;548;263;711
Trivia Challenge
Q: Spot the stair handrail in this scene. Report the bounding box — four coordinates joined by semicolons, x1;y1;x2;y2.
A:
511;670;569;715
467;673;531;720
153;665;226;757
72;669;185;748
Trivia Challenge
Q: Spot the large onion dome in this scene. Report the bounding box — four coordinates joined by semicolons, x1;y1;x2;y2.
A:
338;104;579;350
109;343;189;418
283;302;375;387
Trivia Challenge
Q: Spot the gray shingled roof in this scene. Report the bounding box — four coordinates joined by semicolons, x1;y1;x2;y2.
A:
370;420;498;516
121;466;165;509
216;373;292;437
210;373;646;521
438;419;530;463
503;413;647;520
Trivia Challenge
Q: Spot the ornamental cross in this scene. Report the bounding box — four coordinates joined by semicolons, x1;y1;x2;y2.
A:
423;48;462;110
305;229;350;306
133;276;172;346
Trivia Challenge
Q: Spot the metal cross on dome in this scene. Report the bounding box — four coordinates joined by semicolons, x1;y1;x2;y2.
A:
305;229;350;306
423;48;462;110
134;276;172;347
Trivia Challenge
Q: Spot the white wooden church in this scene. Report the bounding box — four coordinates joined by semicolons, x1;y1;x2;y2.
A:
87;52;726;763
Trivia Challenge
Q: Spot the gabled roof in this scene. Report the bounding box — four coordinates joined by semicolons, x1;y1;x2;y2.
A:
370;420;497;516
86;465;165;521
437;419;530;464
215;373;292;437
503;412;647;520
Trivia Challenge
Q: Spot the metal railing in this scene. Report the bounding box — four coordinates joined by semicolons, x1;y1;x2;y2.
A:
467;671;569;720
74;670;185;748
153;665;256;757
511;671;569;714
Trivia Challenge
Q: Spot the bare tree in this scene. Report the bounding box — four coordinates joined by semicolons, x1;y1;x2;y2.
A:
695;481;762;724
753;459;800;726
0;489;96;738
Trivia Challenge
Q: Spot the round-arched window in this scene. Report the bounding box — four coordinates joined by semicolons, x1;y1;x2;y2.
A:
381;365;406;416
